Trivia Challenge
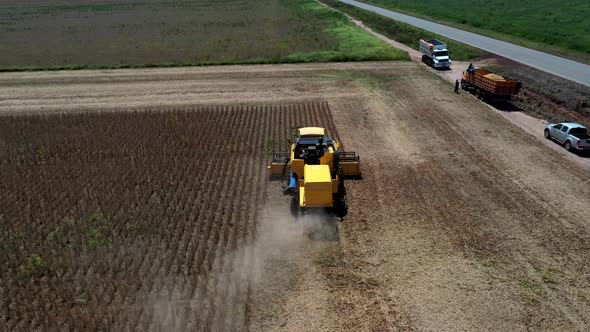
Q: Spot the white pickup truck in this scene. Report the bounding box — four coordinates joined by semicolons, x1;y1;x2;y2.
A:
544;122;590;152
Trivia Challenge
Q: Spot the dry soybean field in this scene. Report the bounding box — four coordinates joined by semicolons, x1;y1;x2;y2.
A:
0;102;339;330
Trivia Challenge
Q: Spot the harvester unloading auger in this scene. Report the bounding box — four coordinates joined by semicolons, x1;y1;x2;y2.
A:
268;127;361;220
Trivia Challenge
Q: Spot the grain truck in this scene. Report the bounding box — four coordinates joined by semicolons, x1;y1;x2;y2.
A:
419;39;452;69
460;64;521;101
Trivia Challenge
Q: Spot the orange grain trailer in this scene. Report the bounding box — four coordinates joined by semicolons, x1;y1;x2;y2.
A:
461;65;521;101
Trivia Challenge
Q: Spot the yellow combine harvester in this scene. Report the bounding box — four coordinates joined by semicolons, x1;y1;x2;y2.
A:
268;127;361;219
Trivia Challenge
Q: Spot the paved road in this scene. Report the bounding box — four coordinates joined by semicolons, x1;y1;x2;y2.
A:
339;0;590;88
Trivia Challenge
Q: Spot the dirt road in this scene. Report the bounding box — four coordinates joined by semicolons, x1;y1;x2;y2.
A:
2;62;590;331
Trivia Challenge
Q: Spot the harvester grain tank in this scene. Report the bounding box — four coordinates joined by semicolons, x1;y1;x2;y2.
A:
461;64;521;101
419;39;452;69
268;127;361;219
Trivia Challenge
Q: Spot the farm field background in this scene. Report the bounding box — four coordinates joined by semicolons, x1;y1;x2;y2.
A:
0;0;407;70
358;0;590;62
2;62;590;330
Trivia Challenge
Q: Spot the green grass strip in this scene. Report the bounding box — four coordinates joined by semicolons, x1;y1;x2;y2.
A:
318;0;481;61
284;0;408;62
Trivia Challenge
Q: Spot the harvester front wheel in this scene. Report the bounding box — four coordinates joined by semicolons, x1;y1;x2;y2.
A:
338;178;346;196
290;197;300;218
334;196;348;219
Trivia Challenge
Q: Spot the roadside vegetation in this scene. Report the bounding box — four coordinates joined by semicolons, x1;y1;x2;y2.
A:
319;0;482;61
359;0;590;64
0;0;406;71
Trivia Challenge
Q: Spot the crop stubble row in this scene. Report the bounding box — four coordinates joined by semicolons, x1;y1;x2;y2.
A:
0;102;339;331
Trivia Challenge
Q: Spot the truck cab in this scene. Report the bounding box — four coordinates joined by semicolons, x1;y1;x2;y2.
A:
431;49;450;67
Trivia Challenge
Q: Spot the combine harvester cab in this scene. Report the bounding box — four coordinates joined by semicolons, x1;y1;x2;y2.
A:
268;127;361;220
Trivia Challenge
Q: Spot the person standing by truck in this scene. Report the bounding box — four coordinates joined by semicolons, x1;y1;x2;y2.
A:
454;79;460;94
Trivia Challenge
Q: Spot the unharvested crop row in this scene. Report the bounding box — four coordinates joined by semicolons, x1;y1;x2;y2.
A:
0;102;338;330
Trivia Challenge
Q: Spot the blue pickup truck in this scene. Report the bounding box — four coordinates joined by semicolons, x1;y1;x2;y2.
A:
544;122;590;152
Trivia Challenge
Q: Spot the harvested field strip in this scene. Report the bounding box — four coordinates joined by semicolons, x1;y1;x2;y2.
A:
0;102;339;330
